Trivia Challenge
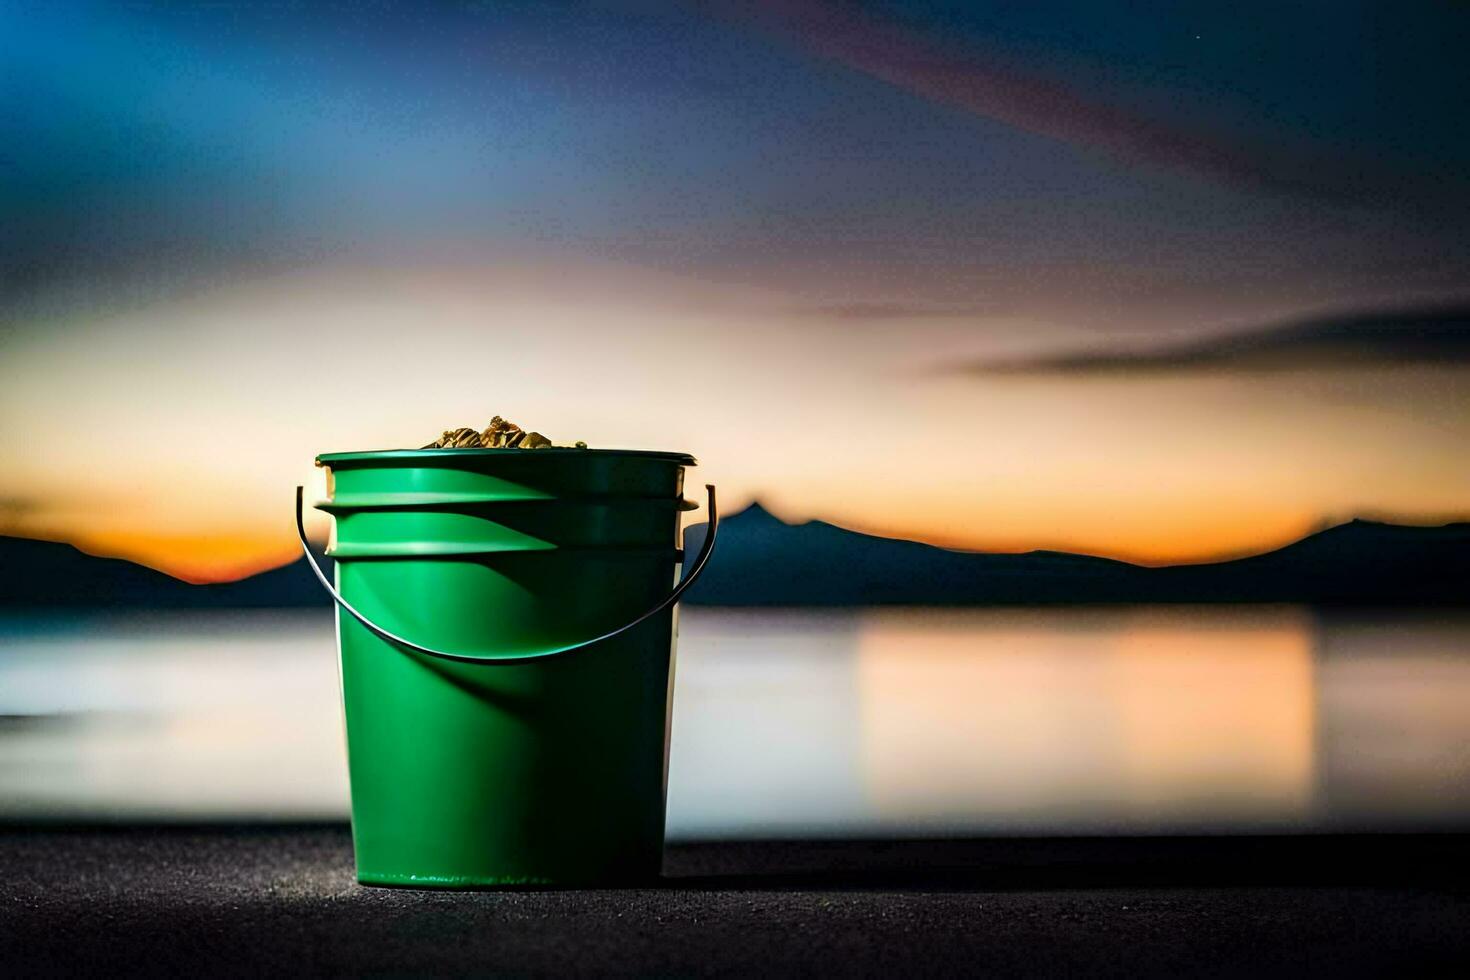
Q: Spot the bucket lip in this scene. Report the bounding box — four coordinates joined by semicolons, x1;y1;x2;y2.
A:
316;491;702;511
327;541;684;559
317;447;697;466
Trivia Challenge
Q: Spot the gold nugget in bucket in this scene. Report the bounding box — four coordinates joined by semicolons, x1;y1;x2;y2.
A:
421;416;579;450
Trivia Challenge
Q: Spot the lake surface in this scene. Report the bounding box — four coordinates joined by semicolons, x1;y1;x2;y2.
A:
1;606;1467;837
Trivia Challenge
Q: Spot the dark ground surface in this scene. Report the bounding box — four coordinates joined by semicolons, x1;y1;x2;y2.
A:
2;826;1467;977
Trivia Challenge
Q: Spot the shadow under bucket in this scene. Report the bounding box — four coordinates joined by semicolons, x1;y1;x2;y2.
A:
297;448;717;888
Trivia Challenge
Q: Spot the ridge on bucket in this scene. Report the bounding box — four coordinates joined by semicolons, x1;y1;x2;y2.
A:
297;447;718;888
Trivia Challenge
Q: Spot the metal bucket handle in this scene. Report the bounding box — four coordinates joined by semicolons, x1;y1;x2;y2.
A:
294;483;718;664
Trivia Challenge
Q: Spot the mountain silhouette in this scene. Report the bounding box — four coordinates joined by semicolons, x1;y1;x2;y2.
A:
677;505;1470;605
0;537;332;609
1;505;1466;608
679;504;1154;604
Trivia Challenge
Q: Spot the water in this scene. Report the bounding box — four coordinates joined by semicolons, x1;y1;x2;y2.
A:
1;606;1467;837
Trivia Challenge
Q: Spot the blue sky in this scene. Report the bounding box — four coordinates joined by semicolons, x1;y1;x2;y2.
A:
2;1;1468;578
6;1;1466;322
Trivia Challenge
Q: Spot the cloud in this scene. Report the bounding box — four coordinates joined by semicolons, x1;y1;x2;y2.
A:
0;496;44;538
729;0;1387;203
952;304;1470;375
0;495;41;518
800;301;1009;321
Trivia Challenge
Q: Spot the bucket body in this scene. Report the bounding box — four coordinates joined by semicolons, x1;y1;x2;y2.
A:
315;448;696;888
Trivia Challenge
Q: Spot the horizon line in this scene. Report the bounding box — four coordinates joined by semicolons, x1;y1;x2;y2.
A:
5;507;1468;588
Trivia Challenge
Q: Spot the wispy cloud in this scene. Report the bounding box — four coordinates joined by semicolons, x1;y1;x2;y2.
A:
950;304;1470;375
0;496;40;526
730;0;1385;203
800;301;1009;321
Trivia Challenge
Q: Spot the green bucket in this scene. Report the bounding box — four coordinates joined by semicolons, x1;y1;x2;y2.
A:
294;448;718;888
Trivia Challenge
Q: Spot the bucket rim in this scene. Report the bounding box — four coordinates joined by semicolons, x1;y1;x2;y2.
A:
316;492;701;511
317;447;697;466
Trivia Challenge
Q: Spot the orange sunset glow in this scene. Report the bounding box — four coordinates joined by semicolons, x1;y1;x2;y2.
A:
4;2;1470;584
3;259;1469;583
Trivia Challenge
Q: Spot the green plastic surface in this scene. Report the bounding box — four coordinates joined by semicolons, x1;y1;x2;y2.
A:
318;449;692;888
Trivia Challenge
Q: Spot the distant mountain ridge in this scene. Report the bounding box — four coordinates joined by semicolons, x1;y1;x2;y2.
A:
0;536;334;609
2;505;1467;608
680;505;1470;605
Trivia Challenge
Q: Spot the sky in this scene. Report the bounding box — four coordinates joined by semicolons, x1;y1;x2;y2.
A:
2;0;1469;582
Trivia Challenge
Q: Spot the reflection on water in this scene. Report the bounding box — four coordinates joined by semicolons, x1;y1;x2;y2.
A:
855;608;1316;830
1315;612;1470;821
0;607;1467;836
0;613;346;819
